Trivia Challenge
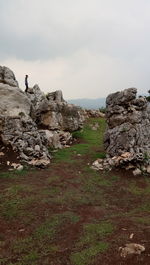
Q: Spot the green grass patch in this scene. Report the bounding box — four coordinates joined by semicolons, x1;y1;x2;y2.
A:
53;118;106;163
70;242;109;265
72;130;84;139
133;216;150;225
21;250;39;265
77;222;114;248
0;197;24;219
47;175;62;184
5;184;33;196
128;181;150;195
35;211;80;240
41;186;61;196
0;169;28;179
93;152;106;159
70;221;113;265
0;188;36;220
10;212;80;264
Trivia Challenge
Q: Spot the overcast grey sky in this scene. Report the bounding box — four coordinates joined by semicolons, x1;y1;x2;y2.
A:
0;0;150;99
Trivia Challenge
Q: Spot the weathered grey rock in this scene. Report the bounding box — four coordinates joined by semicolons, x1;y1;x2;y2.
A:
85;109;105;118
0;84;31;116
46;90;65;102
104;88;150;165
0;65;85;167
39;129;72;149
26;84;49;117
0;66;18;87
26;85;85;132
0;116;50;166
133;168;142;176
146;165;150;174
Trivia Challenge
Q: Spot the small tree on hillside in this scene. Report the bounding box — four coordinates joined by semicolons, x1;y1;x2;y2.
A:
146;90;150;102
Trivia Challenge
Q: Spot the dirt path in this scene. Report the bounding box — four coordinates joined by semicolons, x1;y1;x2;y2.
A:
0;118;150;265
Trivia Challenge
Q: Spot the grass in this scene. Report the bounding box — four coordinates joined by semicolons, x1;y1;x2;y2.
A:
77;221;114;247
128;180;150;195
10;212;80;264
47;175;62;184
70;242;109;265
0;169;28;179
52;118;106;162
0;117;150;264
133;216;150;225
0;185;36;220
70;221;113;265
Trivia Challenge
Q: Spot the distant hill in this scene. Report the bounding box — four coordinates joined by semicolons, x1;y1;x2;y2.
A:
67;98;106;110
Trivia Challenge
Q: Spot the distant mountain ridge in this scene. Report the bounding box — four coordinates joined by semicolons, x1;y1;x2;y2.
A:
67;98;106;110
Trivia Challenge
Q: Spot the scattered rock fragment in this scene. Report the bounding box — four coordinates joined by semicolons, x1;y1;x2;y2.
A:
146;165;150;174
129;233;134;239
11;163;23;171
119;243;145;258
133;168;142;176
85;109;105;118
28;158;50;168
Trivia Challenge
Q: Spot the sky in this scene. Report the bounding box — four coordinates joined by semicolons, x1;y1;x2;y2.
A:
0;0;150;99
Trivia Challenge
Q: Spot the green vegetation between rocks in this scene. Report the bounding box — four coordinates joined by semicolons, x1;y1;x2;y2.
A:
53;118;106;162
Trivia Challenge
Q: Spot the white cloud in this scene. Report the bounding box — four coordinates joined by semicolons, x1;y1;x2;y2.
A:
1;49;148;99
0;0;150;98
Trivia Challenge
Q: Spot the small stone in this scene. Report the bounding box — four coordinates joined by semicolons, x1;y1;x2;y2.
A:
120;243;145;258
129;233;134;239
125;164;135;170
17;165;24;171
146;165;150;174
0;152;4;156
34;145;40;152
19;229;25;232
133;168;142;176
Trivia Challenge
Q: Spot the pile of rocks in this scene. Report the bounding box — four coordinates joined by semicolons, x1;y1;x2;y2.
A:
92;152;150;175
0;66;85;168
92;88;150;175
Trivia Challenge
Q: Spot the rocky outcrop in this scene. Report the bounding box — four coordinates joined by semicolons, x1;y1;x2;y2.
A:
0;84;31;117
0;66;85;167
94;87;150;174
104;88;150;159
92;88;150;174
0;66;18;87
26;85;85;131
0;116;50;167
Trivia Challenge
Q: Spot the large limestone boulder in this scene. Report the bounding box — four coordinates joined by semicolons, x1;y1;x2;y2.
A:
0;84;31;116
0;69;50;167
104;88;150;162
0;66;18;87
26;85;85;132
